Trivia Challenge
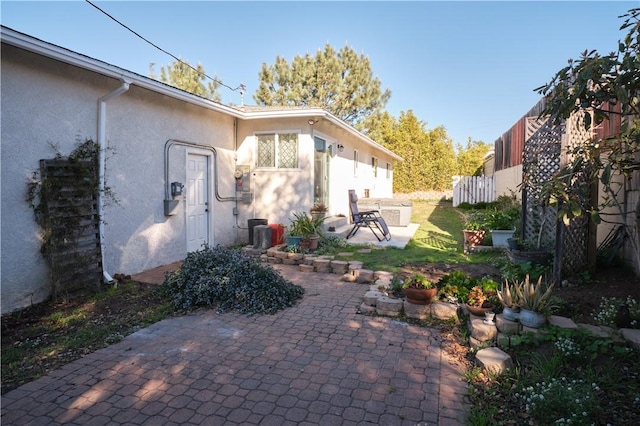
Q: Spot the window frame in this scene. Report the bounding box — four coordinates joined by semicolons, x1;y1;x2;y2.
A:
371;156;378;178
255;131;300;170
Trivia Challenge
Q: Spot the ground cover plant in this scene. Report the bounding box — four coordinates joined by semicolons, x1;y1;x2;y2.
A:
162;244;304;315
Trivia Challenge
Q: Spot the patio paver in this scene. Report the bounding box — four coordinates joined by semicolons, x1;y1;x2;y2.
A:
1;264;469;425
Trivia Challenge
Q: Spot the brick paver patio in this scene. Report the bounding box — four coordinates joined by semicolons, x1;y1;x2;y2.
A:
1;264;469;425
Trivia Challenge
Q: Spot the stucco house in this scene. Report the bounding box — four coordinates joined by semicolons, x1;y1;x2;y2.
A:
0;26;401;314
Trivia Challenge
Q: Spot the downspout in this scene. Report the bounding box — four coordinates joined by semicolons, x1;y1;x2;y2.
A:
97;78;131;283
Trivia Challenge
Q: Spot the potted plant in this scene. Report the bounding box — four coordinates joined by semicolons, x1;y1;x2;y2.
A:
465;285;496;316
402;274;438;305
310;203;328;222
289;211;325;251
513;275;555;328
463;210;488;248
496;280;520;321
486;209;518;248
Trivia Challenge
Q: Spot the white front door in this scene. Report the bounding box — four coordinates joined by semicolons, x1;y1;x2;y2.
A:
186;153;209;252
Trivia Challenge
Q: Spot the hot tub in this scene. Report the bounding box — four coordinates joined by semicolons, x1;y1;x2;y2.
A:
357;198;413;227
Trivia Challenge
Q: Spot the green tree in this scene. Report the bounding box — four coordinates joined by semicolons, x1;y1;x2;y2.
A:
149;59;221;102
254;44;391;126
533;8;640;273
369;110;456;192
456;138;492;176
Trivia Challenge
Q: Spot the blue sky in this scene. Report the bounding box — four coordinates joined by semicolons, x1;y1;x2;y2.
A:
2;1;634;147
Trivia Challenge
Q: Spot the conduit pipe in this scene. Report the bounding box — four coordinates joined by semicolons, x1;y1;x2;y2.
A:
97;78;131;283
164;139;240;202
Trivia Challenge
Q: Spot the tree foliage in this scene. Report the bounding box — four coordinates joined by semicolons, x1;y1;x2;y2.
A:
150;59;221;102
532;8;640;273
254;44;391;125
456;138;492;176
366;111;457;192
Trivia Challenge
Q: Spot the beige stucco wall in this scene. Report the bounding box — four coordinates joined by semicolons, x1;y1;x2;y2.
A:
493;165;523;200
1;44;238;313
235;119;395;233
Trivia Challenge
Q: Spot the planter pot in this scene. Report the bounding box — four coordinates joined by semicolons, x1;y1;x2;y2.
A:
519;308;546;328
403;287;438;305
502;306;520;321
286;235;302;248
506;237;519;250
310;212;326;222
299;239;310;250
466;303;494;316
463;230;486;247
491;229;515;248
308;235;320;250
507;249;552;265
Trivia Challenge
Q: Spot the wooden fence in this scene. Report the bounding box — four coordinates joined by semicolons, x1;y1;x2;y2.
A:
452;176;495;207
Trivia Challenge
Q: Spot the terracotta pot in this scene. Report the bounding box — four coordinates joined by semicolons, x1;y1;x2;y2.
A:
308;235;319;250
465;303;494;316
519;308;546;328
463;230;486;247
403;287;438;305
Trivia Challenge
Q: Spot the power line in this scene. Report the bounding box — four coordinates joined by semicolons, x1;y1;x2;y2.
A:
84;0;245;94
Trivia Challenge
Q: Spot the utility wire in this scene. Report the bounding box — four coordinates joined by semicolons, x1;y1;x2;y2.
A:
85;0;245;93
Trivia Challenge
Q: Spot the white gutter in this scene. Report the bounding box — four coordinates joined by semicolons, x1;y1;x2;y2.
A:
97;78;131;283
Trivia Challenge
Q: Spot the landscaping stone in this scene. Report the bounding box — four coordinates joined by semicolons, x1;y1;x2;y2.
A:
469;336;493;350
357;248;372;254
274;251;289;260
359;303;376;314
260;254;269;262
357;269;375;284
364;291;384;307
282;258;298;265
315;266;331;273
268;257;282;264
375;270;393;280
476;347;513;374
430;302;458;320
349;261;364;269
548;315;578;329
337;252;354;257
376;296;403;317
404;302;431;320
330;260;349;274
495;314;521;335
266;247;280;257
299;264;315;273
303;255;317;265
469;317;498;342
577;323;611;338
621;328;640;351
496;332;511;349
313;258;331;269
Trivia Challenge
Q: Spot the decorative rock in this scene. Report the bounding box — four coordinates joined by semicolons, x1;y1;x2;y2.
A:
357;269;375;284
282;258;298;265
375;277;392;287
260;254;269;262
621;328;640;351
431;302;459;320
404;302;431;320
469;317;498;342
341;273;357;282
303;256;316;266
375;271;393;280
495;314;521;335
476;347;513;374
376;296;403;317
330;260;349;274
288;253;304;261
266;247;280;257
299;264;315;273
369;284;381;291
357;248;372;254
364;291;384;307
548;315;578;329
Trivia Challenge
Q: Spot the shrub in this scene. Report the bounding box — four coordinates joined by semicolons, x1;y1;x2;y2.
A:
592;296;639;328
163;245;304;315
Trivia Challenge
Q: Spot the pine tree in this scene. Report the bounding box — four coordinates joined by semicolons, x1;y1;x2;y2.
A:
149;59;221;102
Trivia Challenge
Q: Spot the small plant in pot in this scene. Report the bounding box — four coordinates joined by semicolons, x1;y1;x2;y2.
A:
465;285;496;316
486;209;519;248
463;210;489;247
289;211;325;251
310;203;328;222
497;280;520;321
513;275;555;328
402;274;438;305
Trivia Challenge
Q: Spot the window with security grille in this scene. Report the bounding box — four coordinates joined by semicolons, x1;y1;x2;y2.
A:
256;133;298;169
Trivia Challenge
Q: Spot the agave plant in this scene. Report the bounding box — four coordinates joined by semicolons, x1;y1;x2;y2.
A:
497;280;519;309
514;275;554;312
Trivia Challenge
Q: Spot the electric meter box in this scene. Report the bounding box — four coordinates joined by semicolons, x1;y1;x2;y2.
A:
235;165;251;192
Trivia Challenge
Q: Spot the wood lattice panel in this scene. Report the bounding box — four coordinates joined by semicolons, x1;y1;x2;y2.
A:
40;159;103;297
